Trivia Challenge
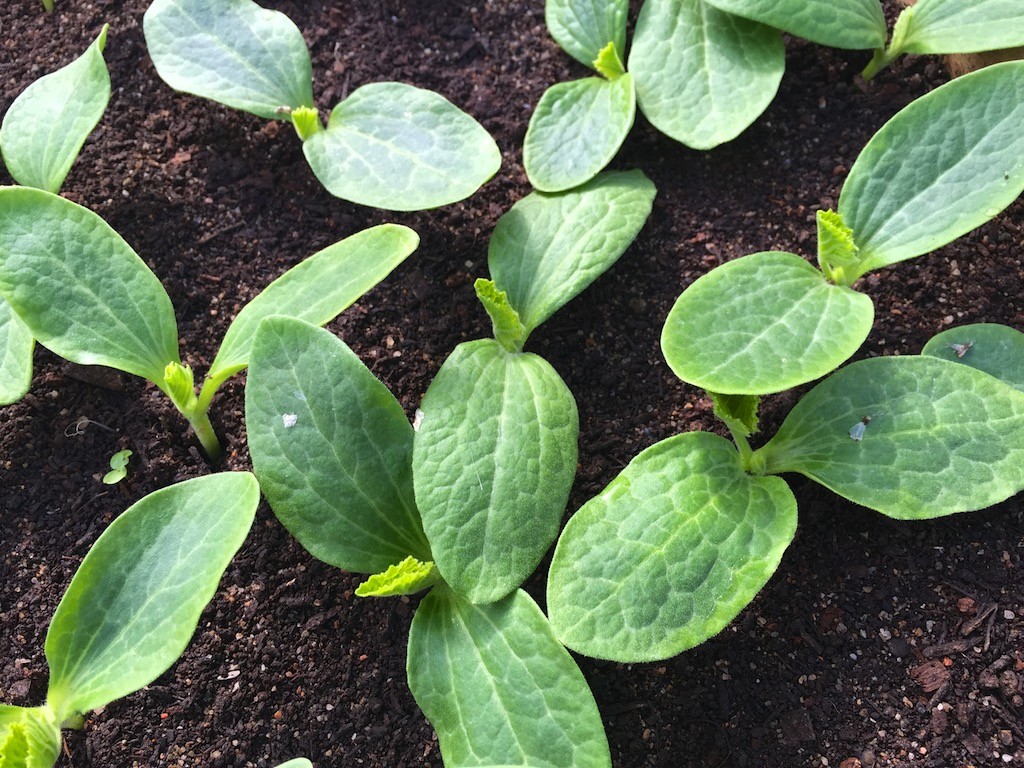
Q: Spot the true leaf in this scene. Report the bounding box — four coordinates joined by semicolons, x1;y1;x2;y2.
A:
709;392;760;438
474;279;526;353
0;187;179;385
898;0;1024;55
545;0;628;68
143;0;314;120
355;556;439;598
0;25;110;193
840;62;1024;278
302;83;501;211
703;0;887;50
548;432;797;662
408;588;611;768
661;251;874;395
758;356;1024;519
0;300;34;406
246;317;431;572
44;473;259;720
0;706;60;768
922;324;1024;392
628;0;784;150
412;339;578;604
489;169;655;337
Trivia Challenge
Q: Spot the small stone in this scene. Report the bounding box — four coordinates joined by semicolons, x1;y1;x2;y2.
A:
958;597;977;614
888;637;912;657
1000;670;1020;698
840;759;863;768
879;628;892;641
1002;755;1013;764
1005;610;1017;620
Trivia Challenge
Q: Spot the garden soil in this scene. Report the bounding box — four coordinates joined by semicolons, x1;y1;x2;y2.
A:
2;1;1023;767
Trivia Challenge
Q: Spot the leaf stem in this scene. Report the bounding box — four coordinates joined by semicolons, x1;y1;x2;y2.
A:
188;409;222;461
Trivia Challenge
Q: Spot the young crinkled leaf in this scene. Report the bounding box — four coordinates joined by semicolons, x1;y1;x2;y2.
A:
548;432;797;662
0;25;110;193
0;706;60;768
489;170;655;338
355;556;440;598
44;473;258;721
839;62;1024;280
628;0;784;150
757;356;1024;520
0;300;34;406
413;339;578;604
143;0;314;120
661;251;874;395
0;187;179;386
893;0;1024;55
923;324;1024;392
408;587;611;768
703;0;887;50
302;83;501;211
545;0;627;67
246;318;431;573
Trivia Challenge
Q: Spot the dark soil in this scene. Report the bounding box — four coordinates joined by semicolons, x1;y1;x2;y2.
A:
2;1;1023;767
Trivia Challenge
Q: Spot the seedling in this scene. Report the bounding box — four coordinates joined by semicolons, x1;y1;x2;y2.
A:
0;473;259;767
0;187;419;459
143;0;501;211
101;449;132;484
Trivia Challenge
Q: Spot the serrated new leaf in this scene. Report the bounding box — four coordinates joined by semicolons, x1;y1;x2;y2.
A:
545;0;628;69
703;0;887;50
0;707;59;768
709;392;760;438
355;556;439;598
474;279;526;352
816;209;860;279
922;324;1024;393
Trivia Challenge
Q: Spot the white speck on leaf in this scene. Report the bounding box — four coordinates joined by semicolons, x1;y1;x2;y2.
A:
282;414;298;428
412;408;425;431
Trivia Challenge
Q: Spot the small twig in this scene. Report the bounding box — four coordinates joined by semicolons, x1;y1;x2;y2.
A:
984;606;999;652
924;638;974;659
961;602;997;637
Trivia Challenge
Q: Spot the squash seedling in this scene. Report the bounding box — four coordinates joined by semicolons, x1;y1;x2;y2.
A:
0;187;419;459
0;473;259;767
101;449;132;485
143;0;501;211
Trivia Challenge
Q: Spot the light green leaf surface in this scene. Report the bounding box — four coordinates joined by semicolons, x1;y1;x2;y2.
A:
209;224;418;384
840;62;1024;277
703;0;886;49
922;324;1024;392
303;83;501;211
0;299;34;406
758;356;1024;519
0;187;179;385
45;473;258;720
355;556;439;598
274;761;313;768
662;251;874;395
1;26;110;193
413;340;578;604
545;0;628;67
408;588;611;768
246;318;430;572
0;706;60;768
899;0;1024;55
523;75;635;193
629;0;785;150
548;432;796;662
489;170;655;336
143;0;314;120
474;279;527;353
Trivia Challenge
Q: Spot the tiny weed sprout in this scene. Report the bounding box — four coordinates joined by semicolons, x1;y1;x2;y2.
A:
143;0;501;211
0;188;419;459
0;474;259;768
101;449;132;485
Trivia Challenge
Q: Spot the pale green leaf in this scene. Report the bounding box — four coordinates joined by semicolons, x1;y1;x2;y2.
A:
758;356;1024;519
408;588;611;768
45;473;259;720
548;432;796;662
545;0;627;67
661;251;874;395
816;209;860;279
709;392;760;438
1;26;110;193
274;761;313;768
355;556;439;598
629;0;785;150
703;0;886;49
489;170;655;337
303;83;501;211
143;0;314;120
245;317;430;572
922;324;1024;392
0;706;60;768
900;0;1024;55
413;340;578;604
0;187;179;385
0;299;34;406
840;62;1024;277
208;224;418;383
474;279;527;353
523;75;635;193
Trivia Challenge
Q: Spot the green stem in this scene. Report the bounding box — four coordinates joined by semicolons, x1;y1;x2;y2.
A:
729;425;754;471
862;47;897;80
188;409;222;461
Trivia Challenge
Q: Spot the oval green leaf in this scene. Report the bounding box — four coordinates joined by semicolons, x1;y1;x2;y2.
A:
759;356;1024;519
1;25;110;193
303;82;501;211
489;169;655;337
523;76;635;193
662;251;874;395
143;0;314;120
900;0;1024;55
413;340;578;604
0;187;179;385
545;0;628;68
246;317;430;572
840;61;1024;277
548;432;797;662
0;299;34;406
44;473;259;720
922;323;1024;392
629;0;785;150
408;588;611;768
703;0;887;49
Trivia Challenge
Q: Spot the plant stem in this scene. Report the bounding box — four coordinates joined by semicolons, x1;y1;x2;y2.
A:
729;425;754;471
862;48;896;81
188;410;222;461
